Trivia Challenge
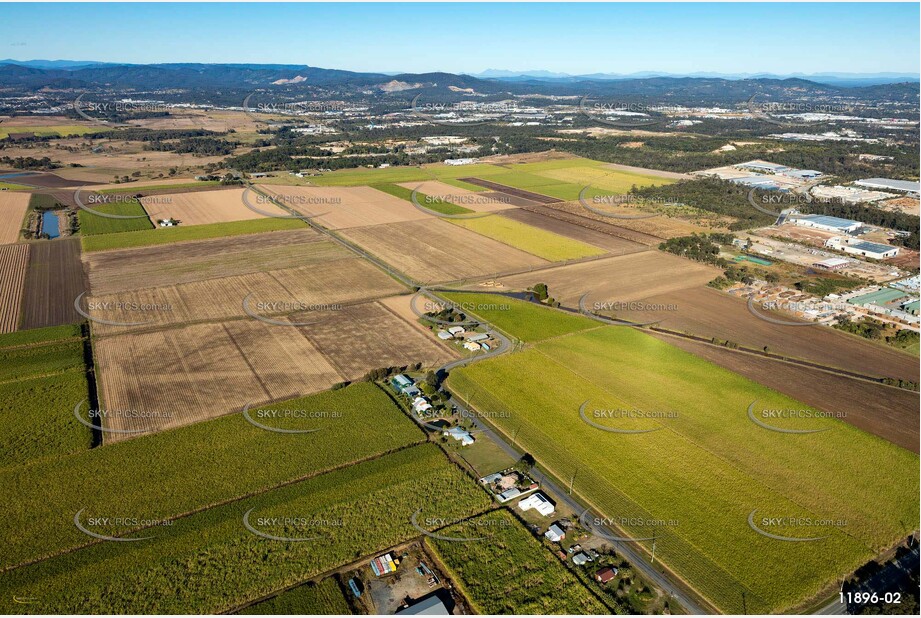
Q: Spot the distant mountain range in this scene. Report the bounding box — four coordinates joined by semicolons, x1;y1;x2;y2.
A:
0;60;916;107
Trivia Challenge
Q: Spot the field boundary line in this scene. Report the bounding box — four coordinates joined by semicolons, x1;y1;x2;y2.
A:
0;365;84;387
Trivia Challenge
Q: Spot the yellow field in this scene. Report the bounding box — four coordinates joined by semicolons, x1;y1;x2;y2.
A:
449;214;608;261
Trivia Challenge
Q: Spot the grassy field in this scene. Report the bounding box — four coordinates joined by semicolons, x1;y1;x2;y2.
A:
440;292;599;343
0;444;491;614
0;125;101;139
97;181;220;194
372;182;473;216
445;301;919;614
80;217;306;252
0;382;423;570
77;198;153;235
0;324;91;469
0;182;31;190
449;214;607;261
237;578;352;615
426;509;610;614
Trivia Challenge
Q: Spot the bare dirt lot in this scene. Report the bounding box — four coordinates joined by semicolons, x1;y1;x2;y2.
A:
340;218;548;284
0;244;29;333
258;185;433;229
395;180;518;212
622;286;919;382
86;256;406;336
0;192;30;244
20;238;86;329
141;187;287;226
94;319;343;441
494;250;720;306
292;299;458;380
499;208;649;254
655;333;919;453
83;229;344;295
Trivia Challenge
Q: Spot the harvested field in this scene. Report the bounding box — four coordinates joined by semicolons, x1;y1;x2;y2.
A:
654;334;919;453
377;294;461;348
495;250;720;307
602;162;693;180
340;218;548;284
518;203;664;245
0;244;29;332
20;238;86;329
620;287;919;383
292;299;457;379
86;256;405;335
499;208;649;254
0;191;30;244
258;184;432;229
458;177;562;204
549;200;715;239
94;320;342;440
0;171;93;189
395;180;517;212
141;187;287;226
83;229;344;295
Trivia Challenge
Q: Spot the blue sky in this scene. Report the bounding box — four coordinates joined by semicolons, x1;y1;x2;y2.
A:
3;3;919;75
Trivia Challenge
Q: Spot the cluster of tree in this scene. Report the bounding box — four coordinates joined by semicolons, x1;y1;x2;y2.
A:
0;155;58;169
834;316;921;351
146;137;238;156
526;283;559;307
90;128;219;141
659;233;735;266
633;179;774;230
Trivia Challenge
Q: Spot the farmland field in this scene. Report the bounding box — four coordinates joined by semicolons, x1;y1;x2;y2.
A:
498;208;650;254
238;579;352;615
83;229;346;295
340;218;547;284
85;255;404;334
494;250;721;308
93;319;343;438
445;306;919;614
0;124;101;139
0;191;30;244
257;184;434;229
77;198;153;235
394;180;517;213
426;509;609;614
0;324;91;468
449;214;608;262
19;238;86;329
0;382;424;570
292;299;457;380
80;217;306;252
0;444;491;614
621;286;920;383
0;244;29;332
141;187;288;226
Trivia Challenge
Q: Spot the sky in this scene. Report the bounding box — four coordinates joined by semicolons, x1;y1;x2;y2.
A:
3;2;919;75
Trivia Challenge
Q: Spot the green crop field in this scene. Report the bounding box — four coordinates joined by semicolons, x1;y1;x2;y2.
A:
445;302;919;614
0;125;102;139
80;217;305;252
371;183;473;216
0;382;423;570
440;292;599;343
0;182;30;190
237;578;352;615
426;509;609;614
534;165;675;194
0;324;91;469
449;214;607;261
77;198;153;235
0;444;491;614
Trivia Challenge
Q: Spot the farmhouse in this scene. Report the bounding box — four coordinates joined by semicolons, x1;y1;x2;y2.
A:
444;426;474;446
463;341;481;352
572;552;593;566
544;523;566;542
448;326;466;336
792;214;861;234
825;237;899;260
518;492;555;516
412;396;434;416
595;566;619;583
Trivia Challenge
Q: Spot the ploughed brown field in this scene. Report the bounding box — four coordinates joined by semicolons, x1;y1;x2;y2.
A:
140;187;287;226
0;191;30;244
0;244;29;333
20;238;86;329
494;250;720;306
655;333;920;454
546;199;717;240
620;286;919;383
83;229;348;295
85;256;405;336
340;218;548;284
290;298;457;380
258;185;433;229
498;207;650;255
